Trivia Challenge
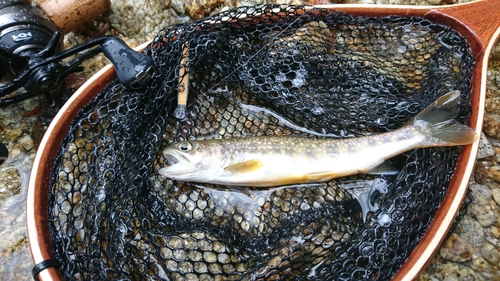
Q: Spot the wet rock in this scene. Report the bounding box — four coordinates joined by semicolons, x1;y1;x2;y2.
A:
492;189;500;206
185;0;225;20
9;144;21;159
485;225;500;249
468;184;498;227
18;135;33;151
0;211;31;281
100;0;183;43
496;71;500;89
439;233;473;262
483;114;500;139
7;129;22;141
275;0;303;4
441;268;481;281
481;243;500;265
469;256;497;278
495;146;500;162
477;134;496;159
436;262;483;281
455;215;485;249
171;0;186;16
479;272;497;281
469;184;492;202
474;161;489;185
21;98;40;113
235;0;266;6
471;202;497;227
488;165;500;183
489;225;500;239
0;165;21;200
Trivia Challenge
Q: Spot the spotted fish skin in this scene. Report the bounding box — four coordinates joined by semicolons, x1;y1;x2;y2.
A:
158;91;478;187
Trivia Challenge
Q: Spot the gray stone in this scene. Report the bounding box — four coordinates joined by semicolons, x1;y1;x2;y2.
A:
18;135;33;151
469;184;492;202
439;233;473;262
481;243;500;265
471;203;497;227
477;134;496;159
455;215;486;248
492;189;500;206
171;0;185;16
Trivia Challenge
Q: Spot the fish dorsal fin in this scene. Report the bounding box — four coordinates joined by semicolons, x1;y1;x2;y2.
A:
224;159;264;175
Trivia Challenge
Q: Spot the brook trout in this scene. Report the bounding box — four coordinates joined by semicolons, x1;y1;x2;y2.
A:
158;91;478;187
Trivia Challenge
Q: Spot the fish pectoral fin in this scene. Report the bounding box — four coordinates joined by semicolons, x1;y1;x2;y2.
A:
304;172;337;182
364;161;399;175
224;159;265;175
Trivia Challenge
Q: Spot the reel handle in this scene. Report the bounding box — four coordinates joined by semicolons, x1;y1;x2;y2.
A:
101;37;156;90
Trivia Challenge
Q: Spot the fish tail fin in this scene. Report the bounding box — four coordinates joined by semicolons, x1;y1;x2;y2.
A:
412;91;478;146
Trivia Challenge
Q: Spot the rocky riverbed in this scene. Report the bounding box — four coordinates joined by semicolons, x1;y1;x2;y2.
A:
1;0;499;280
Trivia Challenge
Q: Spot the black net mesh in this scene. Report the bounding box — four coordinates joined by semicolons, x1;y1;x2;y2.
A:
47;5;474;281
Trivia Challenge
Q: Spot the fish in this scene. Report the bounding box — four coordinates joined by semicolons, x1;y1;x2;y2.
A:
158;91;478;187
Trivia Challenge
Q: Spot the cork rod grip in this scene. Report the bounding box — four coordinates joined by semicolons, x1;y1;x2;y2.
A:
36;0;111;34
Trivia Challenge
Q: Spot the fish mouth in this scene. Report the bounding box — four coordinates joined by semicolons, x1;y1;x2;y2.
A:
165;154;180;166
158;149;199;179
159;149;197;177
163;150;190;167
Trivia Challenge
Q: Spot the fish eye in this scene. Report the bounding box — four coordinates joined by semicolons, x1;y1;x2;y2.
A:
177;142;192;151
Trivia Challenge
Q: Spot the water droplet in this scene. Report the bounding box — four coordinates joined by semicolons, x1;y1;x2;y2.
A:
377;213;391;227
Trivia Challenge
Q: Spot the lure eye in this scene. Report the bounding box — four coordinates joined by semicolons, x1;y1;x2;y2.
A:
177;142;192;151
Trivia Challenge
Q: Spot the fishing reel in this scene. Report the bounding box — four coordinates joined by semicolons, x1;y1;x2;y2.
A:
0;0;156;106
0;0;155;166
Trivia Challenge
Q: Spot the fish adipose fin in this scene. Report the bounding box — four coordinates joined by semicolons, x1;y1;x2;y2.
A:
413;91;478;146
225;159;265;174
